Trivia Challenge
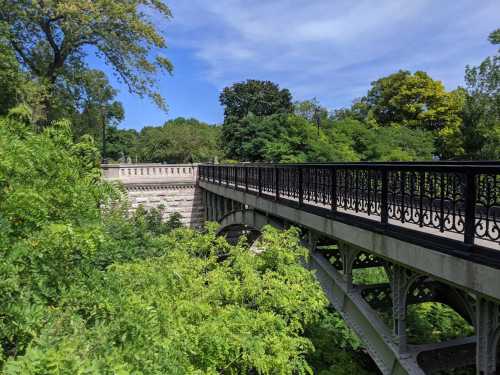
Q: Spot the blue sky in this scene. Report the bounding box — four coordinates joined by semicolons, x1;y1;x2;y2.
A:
91;0;500;130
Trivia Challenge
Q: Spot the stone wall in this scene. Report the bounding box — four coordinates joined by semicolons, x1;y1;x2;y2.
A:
125;183;204;228
102;164;205;229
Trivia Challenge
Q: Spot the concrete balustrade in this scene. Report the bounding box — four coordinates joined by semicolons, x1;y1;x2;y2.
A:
102;163;198;184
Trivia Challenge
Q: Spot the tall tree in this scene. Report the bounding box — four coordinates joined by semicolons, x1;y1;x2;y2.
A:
136;118;222;163
1;0;173;121
461;29;500;159
220;80;292;121
357;70;464;158
220;80;293;160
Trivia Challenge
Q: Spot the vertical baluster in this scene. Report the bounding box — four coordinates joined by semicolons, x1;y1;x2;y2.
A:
331;167;337;212
314;168;318;203
367;169;372;215
258;167;262;196
321;168;328;204
419;172;425;227
275;167;280;200
299;167;303;206
401;171;406;224
381;168;388;225
439;173;445;232
343;169;348;211
464;170;476;245
354;169;359;212
244;166;248;192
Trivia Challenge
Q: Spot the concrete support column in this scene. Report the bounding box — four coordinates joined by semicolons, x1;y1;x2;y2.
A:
390;265;419;356
218;196;224;220
203;190;209;221
476;297;499;375
211;192;216;221
215;195;220;221
341;242;357;292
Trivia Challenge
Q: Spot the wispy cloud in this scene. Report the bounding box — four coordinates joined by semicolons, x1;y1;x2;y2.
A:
162;0;499;110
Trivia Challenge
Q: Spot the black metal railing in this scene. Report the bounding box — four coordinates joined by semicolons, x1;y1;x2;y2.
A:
199;163;500;249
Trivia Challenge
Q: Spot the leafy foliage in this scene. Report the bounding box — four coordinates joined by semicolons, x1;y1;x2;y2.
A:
1;117;351;374
220;80;293;160
461;31;500;159
136;117;222;163
1;0;173;113
4;226;329;374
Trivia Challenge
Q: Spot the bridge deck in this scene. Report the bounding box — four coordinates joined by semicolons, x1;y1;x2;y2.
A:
200;163;500;262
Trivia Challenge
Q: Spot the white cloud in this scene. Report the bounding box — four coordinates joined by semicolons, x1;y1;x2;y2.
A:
164;0;500;108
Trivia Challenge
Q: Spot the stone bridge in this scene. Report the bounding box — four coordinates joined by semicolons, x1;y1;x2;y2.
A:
104;162;500;374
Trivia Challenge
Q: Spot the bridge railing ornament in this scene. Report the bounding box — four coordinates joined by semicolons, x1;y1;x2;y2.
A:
102;163;198;183
199;162;500;253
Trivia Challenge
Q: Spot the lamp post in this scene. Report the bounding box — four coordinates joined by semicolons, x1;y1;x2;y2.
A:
313;107;321;136
101;109;107;164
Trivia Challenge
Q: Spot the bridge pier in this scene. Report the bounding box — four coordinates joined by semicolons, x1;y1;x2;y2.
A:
476;297;500;375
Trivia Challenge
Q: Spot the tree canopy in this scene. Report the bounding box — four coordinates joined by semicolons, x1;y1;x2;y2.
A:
136;118;222;163
1;0;173;114
461;29;500;159
220;79;293;120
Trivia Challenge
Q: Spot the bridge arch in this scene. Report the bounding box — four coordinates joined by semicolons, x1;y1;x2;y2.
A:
217;209;285;234
216;209;288;250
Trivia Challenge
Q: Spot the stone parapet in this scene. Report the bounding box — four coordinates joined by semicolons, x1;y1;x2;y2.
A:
102;164;204;229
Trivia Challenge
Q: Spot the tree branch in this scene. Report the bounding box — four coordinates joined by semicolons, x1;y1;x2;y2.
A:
10;40;42;76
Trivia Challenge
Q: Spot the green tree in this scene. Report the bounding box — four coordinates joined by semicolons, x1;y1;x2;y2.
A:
358;70;464;158
72;70;125;146
0;30;46;120
220;79;293;120
461;29;500;159
357;126;435;161
105;127;139;162
220;80;293;160
263;114;359;162
294;98;329;123
136;118;222;163
1;0;173;121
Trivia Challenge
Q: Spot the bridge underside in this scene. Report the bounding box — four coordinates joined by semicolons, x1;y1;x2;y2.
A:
201;184;500;375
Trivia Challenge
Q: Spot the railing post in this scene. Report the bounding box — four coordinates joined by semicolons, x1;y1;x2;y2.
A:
331;166;337;212
298;167;303;207
244;166;249;192
381;168;388;225
234;166;238;189
464;170;476;246
275;166;280;200
258;167;262;196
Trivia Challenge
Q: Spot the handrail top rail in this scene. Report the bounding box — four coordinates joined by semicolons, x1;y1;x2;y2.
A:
201;162;500;173
102;163;199;168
